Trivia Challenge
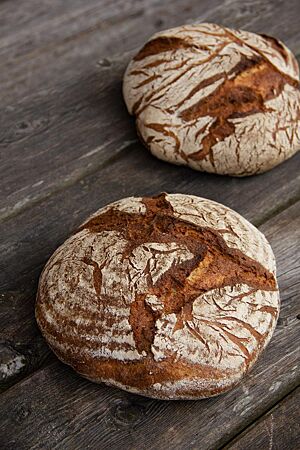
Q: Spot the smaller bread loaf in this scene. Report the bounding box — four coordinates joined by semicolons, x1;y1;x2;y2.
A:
36;194;280;399
123;23;300;176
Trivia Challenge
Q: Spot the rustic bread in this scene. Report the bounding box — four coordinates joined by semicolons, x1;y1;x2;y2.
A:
123;23;300;176
36;194;279;399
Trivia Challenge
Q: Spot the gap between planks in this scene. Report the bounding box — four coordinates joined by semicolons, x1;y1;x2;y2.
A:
1;132;299;227
221;386;300;449
0;139;137;222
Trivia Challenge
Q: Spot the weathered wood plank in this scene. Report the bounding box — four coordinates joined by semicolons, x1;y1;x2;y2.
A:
0;59;136;219
0;0;144;42
0;0;223;94
0;0;103;39
1;0;226;55
1;0;300;218
0;201;299;447
1;141;299;289
1;0;299;73
224;388;300;450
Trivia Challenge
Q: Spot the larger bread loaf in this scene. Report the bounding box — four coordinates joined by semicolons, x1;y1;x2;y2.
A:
36;194;280;399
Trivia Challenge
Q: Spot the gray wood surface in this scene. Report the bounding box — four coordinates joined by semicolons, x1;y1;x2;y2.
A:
1;145;300;289
0;0;300;448
225;388;300;450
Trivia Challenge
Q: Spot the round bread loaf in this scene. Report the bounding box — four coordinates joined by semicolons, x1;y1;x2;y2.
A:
36;194;279;399
123;23;300;176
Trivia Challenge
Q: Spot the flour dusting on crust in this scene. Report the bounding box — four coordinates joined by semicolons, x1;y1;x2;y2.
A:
36;194;280;399
123;23;300;176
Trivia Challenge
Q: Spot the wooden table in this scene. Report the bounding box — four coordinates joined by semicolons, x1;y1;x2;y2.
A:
0;1;299;448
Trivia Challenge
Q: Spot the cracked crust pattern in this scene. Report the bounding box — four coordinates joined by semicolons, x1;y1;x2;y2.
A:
36;194;279;399
123;23;300;176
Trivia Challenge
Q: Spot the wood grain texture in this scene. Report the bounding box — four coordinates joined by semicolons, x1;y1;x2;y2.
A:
0;203;299;449
1;0;299;71
0;0;223;95
225;388;300;450
1;142;300;290
1;0;300;219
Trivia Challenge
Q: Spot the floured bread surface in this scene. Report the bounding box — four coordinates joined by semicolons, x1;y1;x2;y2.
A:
36;194;280;399
123;23;300;176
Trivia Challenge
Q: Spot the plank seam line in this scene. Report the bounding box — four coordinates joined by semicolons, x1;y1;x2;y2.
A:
253;191;300;228
219;385;300;449
1;147;299;226
0;139;138;223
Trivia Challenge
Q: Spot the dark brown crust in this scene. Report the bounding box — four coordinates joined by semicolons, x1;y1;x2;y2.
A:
47;340;240;395
180;57;297;123
78;194;276;355
133;37;195;61
259;33;300;79
81;257;103;296
36;194;278;397
129;30;300;164
180;58;298;160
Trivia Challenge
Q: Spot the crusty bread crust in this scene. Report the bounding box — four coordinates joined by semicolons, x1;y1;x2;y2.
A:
123;23;300;176
36;194;279;399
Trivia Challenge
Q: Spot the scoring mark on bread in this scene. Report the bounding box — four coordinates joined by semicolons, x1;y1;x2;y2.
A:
78;194;277;363
36;194;280;395
123;24;300;175
134;37;196;61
